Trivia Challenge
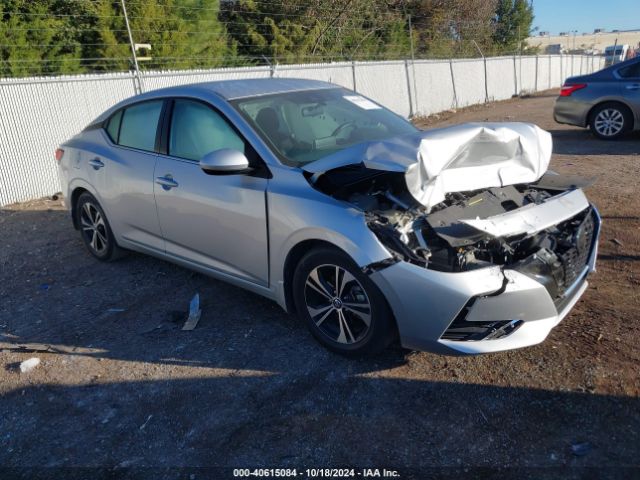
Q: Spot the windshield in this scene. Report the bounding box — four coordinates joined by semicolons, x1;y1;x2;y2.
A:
231;88;418;166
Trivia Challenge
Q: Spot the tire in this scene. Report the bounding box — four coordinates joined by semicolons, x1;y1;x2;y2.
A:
292;247;396;357
75;192;124;261
589;102;632;140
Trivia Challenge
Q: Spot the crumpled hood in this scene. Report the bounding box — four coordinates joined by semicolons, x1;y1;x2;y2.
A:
303;122;553;211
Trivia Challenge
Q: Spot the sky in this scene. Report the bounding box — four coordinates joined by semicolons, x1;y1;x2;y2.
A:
532;0;639;35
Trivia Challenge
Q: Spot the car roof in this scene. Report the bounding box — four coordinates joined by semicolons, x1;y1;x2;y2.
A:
194;78;338;100
142;78;339;101
87;78;341;125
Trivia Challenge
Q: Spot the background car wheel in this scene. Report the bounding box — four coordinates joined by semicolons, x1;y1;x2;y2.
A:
75;192;123;261
292;247;396;356
589;102;632;140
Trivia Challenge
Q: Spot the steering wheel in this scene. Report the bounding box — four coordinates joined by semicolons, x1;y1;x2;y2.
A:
331;121;356;139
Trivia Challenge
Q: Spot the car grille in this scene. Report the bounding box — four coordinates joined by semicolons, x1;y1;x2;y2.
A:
557;210;595;289
441;208;597;342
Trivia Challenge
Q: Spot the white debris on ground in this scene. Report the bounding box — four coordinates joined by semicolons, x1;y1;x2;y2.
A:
19;357;41;373
182;293;201;331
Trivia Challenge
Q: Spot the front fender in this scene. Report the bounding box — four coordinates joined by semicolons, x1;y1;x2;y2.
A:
271;218;392;312
266;169;393;310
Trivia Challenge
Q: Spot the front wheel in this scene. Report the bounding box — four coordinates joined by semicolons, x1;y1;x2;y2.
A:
292;247;396;356
589;102;632;140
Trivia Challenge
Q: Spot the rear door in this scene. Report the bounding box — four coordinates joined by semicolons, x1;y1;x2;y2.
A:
92;99;165;252
617;60;640;125
153;98;269;285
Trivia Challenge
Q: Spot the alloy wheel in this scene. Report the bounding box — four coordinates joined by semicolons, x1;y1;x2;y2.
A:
304;264;372;345
594;108;624;137
80;202;109;255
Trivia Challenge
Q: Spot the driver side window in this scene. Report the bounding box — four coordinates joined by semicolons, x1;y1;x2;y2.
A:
169;99;245;161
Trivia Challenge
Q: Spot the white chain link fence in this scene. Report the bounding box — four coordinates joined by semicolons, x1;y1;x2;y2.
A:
0;54;605;206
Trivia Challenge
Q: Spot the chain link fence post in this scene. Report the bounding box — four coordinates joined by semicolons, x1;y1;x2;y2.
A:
513;54;518;96
472;40;488;103
449;58;458;109
404;59;414;117
351;60;357;92
407;14;418;115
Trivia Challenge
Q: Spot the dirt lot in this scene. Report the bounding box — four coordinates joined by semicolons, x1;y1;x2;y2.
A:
1;93;638;478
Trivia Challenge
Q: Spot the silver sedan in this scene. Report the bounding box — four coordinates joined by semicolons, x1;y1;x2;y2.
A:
57;78;600;356
554;56;640;139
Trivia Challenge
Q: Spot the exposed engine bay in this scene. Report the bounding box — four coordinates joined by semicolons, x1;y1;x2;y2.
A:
310;165;596;302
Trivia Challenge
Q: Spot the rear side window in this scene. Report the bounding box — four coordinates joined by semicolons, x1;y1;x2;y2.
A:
618;62;640;79
169;99;245;161
105;110;122;143
118;100;163;152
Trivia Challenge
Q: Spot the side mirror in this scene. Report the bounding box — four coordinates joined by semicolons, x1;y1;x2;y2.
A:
199;149;251;175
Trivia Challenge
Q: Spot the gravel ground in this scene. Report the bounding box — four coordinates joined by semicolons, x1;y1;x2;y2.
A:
0;92;638;479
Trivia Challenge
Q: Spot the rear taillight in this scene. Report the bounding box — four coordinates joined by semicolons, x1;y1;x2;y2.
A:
560;83;587;97
55;148;64;162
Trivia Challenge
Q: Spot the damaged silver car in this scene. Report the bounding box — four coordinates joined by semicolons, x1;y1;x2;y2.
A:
57;79;601;356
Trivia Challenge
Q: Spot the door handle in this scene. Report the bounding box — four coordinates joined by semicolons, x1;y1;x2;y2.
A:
625;84;640;90
88;158;104;170
155;175;179;190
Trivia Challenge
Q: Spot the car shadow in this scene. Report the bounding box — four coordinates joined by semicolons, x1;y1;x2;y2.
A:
550;128;640;156
1;207;639;474
1;375;638;476
0;207;409;372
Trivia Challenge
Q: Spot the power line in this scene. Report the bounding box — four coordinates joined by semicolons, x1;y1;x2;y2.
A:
1;5;477;23
1;20;495;35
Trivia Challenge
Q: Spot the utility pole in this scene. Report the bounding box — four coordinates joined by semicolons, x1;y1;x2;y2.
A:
121;0;143;94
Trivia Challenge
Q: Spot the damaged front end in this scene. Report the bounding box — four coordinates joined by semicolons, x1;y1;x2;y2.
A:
316;166;597;301
304;123;601;353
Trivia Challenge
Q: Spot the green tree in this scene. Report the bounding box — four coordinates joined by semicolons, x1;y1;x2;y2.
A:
492;0;534;54
404;0;499;59
117;0;232;71
220;0;411;64
0;0;82;76
0;0;233;77
0;0;539;78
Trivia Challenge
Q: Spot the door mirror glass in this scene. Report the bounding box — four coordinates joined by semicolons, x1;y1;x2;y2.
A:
200;149;251;174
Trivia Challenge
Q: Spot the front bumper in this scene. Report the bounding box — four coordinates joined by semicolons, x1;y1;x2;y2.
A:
369;207;601;355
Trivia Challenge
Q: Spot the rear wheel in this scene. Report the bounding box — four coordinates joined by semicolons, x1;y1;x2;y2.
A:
75;192;123;261
589;102;632;140
292;247;396;356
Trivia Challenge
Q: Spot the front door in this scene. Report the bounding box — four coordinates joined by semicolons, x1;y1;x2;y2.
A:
153;99;269;285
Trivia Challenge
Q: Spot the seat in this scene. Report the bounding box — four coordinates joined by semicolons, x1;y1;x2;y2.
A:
255;107;290;150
